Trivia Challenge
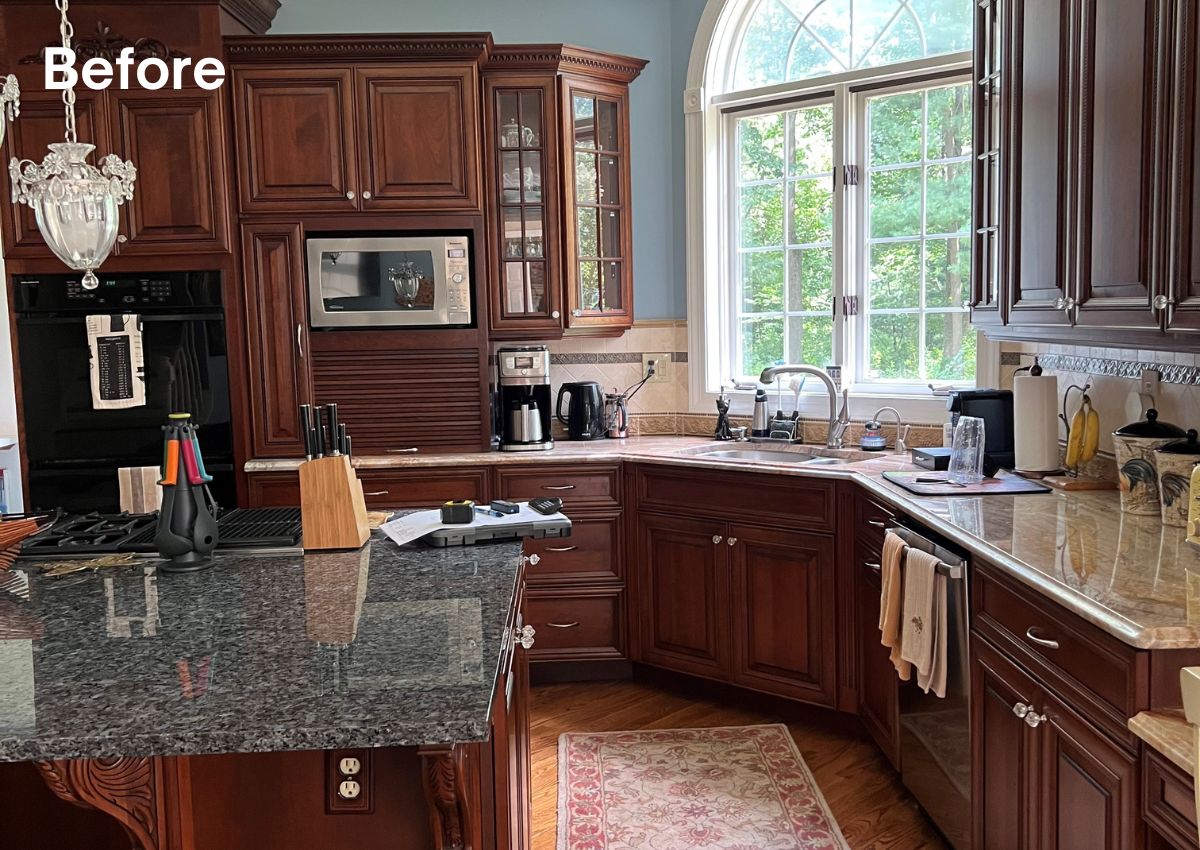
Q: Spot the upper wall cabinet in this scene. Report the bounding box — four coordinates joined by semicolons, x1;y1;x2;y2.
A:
226;37;487;215
483;46;646;338
972;0;1190;348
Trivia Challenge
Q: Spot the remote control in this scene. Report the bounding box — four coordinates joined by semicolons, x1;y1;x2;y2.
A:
490;499;520;515
529;497;563;515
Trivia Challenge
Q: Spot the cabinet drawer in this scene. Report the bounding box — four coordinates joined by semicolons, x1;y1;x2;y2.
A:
1143;748;1200;850
496;464;621;511
524;513;621;584
357;466;489;508
525;587;623;662
973;563;1141;744
245;471;300;507
855;495;895;546
635;464;834;529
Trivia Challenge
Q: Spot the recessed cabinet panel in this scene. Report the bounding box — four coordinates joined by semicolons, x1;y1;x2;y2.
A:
357;67;480;210
111;90;229;254
1167;0;1200;332
233;68;359;212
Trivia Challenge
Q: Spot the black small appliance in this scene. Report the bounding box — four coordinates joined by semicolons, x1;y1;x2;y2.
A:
556;381;605;441
496;346;554;452
948;388;1015;474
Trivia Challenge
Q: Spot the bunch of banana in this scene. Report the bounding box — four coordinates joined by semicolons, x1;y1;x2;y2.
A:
1064;394;1100;469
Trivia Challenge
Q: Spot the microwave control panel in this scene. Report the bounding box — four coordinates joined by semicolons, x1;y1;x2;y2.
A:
444;238;472;324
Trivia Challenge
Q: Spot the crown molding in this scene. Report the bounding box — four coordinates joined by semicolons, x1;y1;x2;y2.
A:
225;33;494;63
487;44;648;83
221;0;280;35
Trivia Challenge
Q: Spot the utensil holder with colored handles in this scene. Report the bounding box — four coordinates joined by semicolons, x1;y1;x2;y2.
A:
299;454;370;550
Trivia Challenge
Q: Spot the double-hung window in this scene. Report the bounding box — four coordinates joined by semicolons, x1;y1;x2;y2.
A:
690;0;989;418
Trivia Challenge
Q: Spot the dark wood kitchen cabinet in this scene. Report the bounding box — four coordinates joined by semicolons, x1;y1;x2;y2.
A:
856;537;900;768
482;46;646;338
240;222;312;458
1164;0;1200;332
228;42;484;215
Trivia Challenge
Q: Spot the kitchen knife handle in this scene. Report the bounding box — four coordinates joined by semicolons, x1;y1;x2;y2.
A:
337;423;348;456
298;404;313;460
326;404;340;455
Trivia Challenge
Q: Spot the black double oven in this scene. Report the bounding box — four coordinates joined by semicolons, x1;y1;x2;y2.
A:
13;271;235;512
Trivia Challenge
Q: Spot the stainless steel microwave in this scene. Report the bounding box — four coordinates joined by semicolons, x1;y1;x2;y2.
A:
306;235;472;329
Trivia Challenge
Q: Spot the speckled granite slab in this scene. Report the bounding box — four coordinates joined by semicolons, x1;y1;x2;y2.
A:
0;535;523;762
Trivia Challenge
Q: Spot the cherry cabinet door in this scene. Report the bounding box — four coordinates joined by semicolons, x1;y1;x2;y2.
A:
232;67;359;212
728;524;836;706
1;90;107;257
110;89;230;254
1037;690;1138;850
636;512;729;680
972;637;1040;850
355;66;480;211
1166;0;1200;332
856;540;899;767
240;223;313;458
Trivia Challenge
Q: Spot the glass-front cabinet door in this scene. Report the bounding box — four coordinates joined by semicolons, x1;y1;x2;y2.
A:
484;76;563;336
563;77;634;331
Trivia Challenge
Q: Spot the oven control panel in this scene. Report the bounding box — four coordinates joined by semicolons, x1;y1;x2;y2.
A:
444;237;472;324
16;272;222;313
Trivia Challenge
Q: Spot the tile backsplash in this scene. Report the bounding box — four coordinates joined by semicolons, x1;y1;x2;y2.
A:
1000;341;1200;458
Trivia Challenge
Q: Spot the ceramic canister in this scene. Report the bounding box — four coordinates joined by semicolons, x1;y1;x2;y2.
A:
1155;430;1200;527
1113;409;1187;516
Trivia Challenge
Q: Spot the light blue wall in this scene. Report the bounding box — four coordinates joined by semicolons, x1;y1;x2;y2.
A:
273;0;707;320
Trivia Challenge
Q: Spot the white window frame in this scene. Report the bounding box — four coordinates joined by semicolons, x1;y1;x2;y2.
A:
685;0;998;424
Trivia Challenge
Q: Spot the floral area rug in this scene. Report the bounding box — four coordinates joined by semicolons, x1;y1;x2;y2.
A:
557;724;850;849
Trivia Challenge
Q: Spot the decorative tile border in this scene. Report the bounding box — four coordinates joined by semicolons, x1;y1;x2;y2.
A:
550;351;688;365
1006;350;1200;385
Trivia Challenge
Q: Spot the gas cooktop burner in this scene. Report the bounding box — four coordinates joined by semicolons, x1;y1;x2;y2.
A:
19;508;302;560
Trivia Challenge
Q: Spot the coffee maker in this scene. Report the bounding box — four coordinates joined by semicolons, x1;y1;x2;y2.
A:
496;345;554;452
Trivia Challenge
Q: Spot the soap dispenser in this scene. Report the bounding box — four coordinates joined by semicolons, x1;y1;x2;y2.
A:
751;389;770;437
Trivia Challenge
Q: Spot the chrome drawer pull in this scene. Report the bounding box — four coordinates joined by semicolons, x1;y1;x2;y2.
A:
1025;627;1060;650
865;561;881;573
363;491;388;497
546;621;580;629
386;447;419;454
868;520;887;528
545;546;578;552
513;625;536;649
542;484;575;491
521;554;540;566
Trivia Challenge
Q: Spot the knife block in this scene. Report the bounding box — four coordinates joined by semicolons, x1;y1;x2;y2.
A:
298;455;370;550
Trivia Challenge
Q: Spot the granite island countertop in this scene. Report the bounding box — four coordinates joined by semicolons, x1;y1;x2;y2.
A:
250;436;1200;650
0;535;524;762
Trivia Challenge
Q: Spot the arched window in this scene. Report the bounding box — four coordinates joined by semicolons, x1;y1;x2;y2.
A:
685;0;994;422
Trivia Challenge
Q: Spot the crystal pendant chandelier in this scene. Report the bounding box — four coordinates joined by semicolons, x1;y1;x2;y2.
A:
9;0;136;290
0;75;18;147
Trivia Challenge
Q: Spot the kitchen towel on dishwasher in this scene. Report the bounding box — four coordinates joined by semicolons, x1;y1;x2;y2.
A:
917;569;949;698
900;548;941;684
879;530;911;681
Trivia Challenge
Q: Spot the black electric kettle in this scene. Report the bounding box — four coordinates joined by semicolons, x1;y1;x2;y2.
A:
556;381;605;440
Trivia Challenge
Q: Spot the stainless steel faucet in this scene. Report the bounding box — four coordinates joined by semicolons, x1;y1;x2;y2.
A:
758;365;849;449
872;406;910;455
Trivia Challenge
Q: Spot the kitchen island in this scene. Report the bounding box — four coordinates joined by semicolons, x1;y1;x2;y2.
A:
0;535;531;850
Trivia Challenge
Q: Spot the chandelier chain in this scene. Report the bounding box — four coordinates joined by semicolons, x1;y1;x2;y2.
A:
56;0;76;143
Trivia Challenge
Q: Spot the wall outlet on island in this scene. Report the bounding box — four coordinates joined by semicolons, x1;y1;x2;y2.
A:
643;352;672;383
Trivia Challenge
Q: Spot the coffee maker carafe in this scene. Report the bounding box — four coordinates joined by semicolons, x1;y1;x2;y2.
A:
496;345;554;452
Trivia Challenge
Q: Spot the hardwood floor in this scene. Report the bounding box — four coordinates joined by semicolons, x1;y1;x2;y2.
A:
530;678;948;850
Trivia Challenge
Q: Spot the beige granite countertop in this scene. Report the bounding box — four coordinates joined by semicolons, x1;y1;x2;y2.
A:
247;435;1200;650
1131;710;1194;776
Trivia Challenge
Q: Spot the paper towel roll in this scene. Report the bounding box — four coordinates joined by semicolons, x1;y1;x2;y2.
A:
1014;373;1060;472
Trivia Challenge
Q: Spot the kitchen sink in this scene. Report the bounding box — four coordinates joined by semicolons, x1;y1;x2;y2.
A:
680;445;868;466
697;448;829;464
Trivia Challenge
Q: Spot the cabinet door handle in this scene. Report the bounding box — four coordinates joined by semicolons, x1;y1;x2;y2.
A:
1154;294;1169;311
522;554;540;566
865;561;881;573
545;545;577;552
386;448;419;454
542;484;575;491
1053;296;1077;312
1024;710;1046;728
712;535;723;544
295;324;304;359
513;624;536;649
1025;627;1060;650
546;621;580;629
362;191;372;200
727;537;738;546
363;490;388;497
1012;701;1030;719
551;310;561;319
868;520;887;528
346;191;356;201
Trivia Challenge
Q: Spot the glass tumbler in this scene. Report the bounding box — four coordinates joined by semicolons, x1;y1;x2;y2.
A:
948;416;987;485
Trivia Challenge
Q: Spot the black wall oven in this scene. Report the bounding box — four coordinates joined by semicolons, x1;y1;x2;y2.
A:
14;271;234;512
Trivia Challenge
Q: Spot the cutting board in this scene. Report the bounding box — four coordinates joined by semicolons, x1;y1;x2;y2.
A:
882;470;1052;496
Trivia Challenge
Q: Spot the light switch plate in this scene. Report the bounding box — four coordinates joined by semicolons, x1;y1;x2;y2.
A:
643;352;672;384
327;749;373;814
1140;368;1161;397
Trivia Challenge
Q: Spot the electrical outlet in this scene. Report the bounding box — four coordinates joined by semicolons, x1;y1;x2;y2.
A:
327;749;372;814
642;352;672;383
338;779;361;800
1140;369;1161;397
338;756;361;776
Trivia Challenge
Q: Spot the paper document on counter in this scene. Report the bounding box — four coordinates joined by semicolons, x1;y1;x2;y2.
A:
379;503;567;547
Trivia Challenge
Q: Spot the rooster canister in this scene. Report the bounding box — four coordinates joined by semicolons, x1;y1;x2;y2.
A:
1113;409;1186;516
1154;430;1200;526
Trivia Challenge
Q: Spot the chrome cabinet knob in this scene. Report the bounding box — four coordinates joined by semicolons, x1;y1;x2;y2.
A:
1053;295;1077;311
551;310;561;319
1012;702;1030;719
727;537;738;546
522;554;540;567
362;191;372;200
514;624;536;650
573;309;582;317
1024;710;1046;728
712;535;723;544
1154;294;1169;310
346;191;356;201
